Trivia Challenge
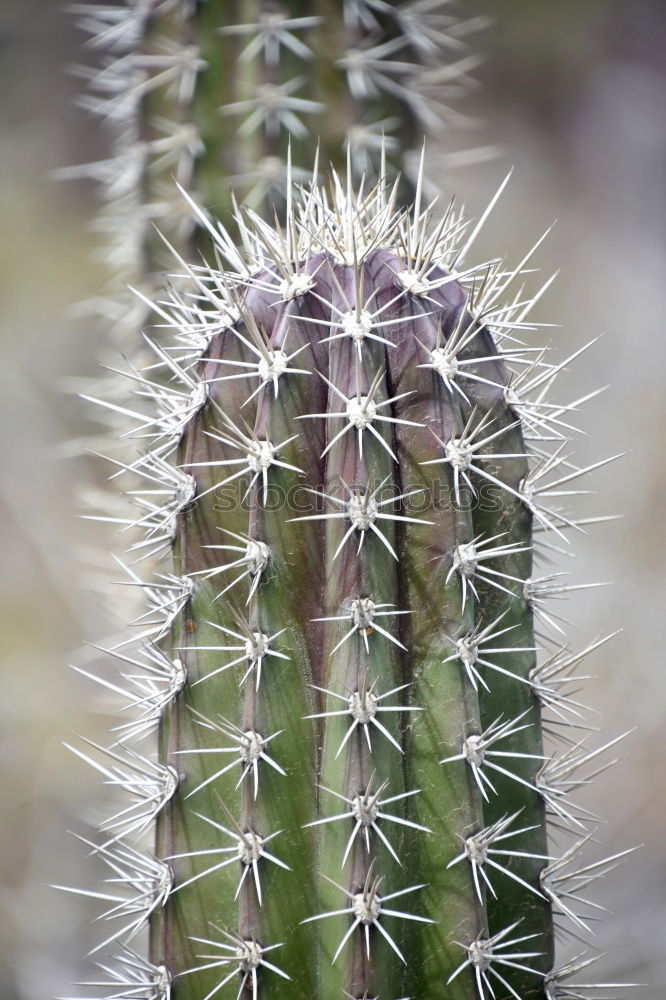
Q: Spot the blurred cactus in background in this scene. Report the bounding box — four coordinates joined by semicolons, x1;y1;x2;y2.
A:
61;2;635;1000
67;0;488;343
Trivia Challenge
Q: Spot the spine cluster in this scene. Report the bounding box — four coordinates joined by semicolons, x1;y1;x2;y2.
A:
64;161;631;1000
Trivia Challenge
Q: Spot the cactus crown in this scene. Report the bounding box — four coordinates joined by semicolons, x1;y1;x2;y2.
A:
63;154;630;1000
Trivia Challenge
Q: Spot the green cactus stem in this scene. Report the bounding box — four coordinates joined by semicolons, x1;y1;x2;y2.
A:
64;156;628;1000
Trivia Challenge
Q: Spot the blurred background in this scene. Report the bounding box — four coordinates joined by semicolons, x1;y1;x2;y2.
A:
0;0;664;995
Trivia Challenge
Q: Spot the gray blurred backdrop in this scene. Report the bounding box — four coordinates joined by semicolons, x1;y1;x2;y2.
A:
0;0;664;996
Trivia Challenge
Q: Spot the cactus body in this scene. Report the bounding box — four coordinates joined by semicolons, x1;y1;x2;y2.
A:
64;158;631;1000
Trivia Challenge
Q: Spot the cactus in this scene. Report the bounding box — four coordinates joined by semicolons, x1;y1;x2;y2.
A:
67;0;486;346
64;159;634;1000
64;3;634;1000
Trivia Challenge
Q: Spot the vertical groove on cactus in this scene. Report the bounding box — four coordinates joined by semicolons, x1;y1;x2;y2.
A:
65;152;632;1000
